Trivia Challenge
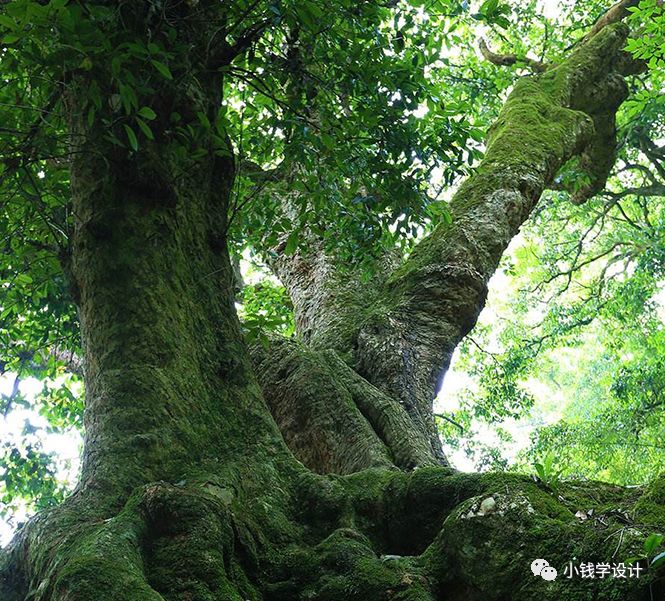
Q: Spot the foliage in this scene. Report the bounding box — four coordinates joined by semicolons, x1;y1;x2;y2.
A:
442;4;665;478
444;177;665;482
533;452;562;492
626;533;665;571
238;277;295;344
435;0;665;482
0;376;82;522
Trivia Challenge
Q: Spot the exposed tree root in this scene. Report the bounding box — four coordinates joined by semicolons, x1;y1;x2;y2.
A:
4;467;663;600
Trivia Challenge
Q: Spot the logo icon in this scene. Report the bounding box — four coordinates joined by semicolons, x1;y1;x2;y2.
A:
531;559;558;581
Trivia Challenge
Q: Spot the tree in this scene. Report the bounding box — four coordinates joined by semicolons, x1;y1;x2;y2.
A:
1;0;664;599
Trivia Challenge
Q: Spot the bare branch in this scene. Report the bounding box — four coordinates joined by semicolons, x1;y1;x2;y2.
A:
583;0;640;41
434;413;464;433
478;39;548;72
604;183;665;200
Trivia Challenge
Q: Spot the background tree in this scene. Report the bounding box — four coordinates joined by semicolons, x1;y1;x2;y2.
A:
0;0;664;600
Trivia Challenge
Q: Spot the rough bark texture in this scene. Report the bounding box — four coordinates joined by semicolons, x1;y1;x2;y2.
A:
250;336;437;474
261;244;445;472
2;13;663;601
356;28;629;425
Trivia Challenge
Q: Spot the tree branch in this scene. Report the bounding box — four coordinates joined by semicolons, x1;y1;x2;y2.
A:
354;24;633;448
478;39;548;72
208;19;270;69
583;0;640;41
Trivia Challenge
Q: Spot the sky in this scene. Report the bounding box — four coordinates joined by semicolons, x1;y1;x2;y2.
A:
0;376;81;545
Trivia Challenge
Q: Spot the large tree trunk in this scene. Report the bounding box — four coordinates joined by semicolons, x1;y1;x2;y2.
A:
1;9;663;601
257;22;633;474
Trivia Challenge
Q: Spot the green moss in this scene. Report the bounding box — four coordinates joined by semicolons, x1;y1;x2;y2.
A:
7;462;660;601
48;503;162;601
266;528;434;601
384;25;630;305
634;473;665;527
386;73;591;296
422;486;649;601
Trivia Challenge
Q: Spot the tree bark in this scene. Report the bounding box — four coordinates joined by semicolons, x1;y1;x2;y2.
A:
250;335;437;474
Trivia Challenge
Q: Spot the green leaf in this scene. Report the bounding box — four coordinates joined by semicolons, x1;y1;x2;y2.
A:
138;106;157;120
480;0;498;15
89;81;102;110
151;60;173;80
135;117;154;140
284;231;299;255
197;111;211;129
320;133;335;150
651;551;665;569
123;124;138;151
297;2;324;28
118;83;138;114
644;533;664;555
0;16;17;28
426;201;451;222
190;148;208;160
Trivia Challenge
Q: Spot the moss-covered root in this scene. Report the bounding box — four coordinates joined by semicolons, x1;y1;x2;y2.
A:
2;492;164;601
47;513;163;601
421;476;661;601
5;468;664;601
296;467;664;601
2;482;263;601
266;529;436;601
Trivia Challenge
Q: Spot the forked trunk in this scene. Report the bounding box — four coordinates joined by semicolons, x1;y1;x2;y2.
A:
1;17;662;601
